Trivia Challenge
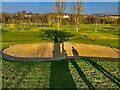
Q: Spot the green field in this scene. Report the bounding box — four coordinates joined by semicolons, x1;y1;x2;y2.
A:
1;24;120;89
2;24;119;48
2;58;120;88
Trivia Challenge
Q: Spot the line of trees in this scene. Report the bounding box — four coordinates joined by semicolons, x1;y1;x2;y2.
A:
2;12;118;24
2;0;119;31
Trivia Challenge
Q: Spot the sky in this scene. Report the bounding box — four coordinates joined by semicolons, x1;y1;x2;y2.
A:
2;0;120;2
2;2;119;14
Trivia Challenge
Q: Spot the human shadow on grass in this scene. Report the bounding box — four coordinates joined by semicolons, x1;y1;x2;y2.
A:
84;58;120;88
70;60;96;90
49;60;77;88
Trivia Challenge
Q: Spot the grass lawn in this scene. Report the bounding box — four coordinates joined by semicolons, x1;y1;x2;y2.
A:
1;24;120;89
2;24;119;49
2;58;120;88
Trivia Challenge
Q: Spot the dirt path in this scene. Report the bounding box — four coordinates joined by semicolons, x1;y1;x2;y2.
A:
3;42;120;59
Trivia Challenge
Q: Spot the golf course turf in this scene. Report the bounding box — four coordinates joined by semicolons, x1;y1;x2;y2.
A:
1;24;120;89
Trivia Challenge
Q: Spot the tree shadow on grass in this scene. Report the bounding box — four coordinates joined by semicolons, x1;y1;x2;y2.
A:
49;60;77;88
83;35;95;41
83;34;120;54
84;58;120;88
70;59;96;90
103;27;116;29
41;30;73;43
41;30;74;58
106;44;120;54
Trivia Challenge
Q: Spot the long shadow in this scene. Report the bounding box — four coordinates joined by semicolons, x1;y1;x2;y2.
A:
83;35;95;41
84;58;120;88
52;42;62;58
41;30;73;43
106;44;120;54
70;60;96;90
41;30;74;58
83;35;120;54
49;60;77;88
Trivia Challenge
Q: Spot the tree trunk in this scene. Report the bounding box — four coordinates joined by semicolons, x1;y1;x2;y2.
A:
75;18;79;32
95;22;98;32
57;15;60;30
76;26;79;32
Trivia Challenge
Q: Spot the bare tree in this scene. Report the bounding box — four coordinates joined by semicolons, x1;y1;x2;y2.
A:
47;12;53;27
71;0;83;32
52;0;66;30
93;15;101;32
93;16;98;32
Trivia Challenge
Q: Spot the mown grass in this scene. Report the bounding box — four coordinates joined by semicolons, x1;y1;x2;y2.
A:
2;58;120;88
2;24;119;49
2;24;120;89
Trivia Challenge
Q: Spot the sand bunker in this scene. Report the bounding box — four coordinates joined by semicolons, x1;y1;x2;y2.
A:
3;42;120;59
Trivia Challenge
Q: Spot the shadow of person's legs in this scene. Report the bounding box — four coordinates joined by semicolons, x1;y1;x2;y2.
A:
49;60;76;88
84;58;120;88
70;59;95;90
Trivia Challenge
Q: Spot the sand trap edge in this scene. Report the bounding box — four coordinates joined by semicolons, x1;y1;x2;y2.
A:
1;48;119;62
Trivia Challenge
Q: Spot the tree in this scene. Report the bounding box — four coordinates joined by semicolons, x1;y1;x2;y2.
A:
47;12;53;27
71;0;83;32
52;0;66;30
93;15;99;32
15;11;24;30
